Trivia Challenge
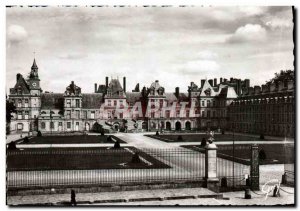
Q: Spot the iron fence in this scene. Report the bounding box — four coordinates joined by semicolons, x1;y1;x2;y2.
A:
7;147;205;189
216;145;251;190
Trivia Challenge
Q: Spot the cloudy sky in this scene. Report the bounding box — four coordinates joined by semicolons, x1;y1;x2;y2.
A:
6;6;293;93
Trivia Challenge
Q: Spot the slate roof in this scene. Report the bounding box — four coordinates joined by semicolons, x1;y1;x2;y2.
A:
82;93;103;109
126;92;142;104
41;93;64;109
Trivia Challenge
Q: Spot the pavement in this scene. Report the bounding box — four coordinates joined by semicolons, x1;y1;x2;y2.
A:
6;132;294;206
7;186;294;206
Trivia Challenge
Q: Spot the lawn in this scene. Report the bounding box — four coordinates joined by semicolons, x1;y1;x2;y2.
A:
7;147;169;171
16;135;126;144
146;134;277;143
182;144;294;165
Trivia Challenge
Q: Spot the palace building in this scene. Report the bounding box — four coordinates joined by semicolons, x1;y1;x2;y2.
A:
9;58;293;137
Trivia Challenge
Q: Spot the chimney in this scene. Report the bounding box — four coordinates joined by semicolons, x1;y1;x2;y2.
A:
244;79;250;88
270;83;276;92
230;77;233;83
236;80;241;96
208;79;213;87
123;77;126;92
214;78;217;87
220;77;223;84
288;80;294;90
105;77;109;88
175;87;179;98
201;79;205;88
254;86;261;94
278;81;284;91
16;73;22;81
248;87;254;95
94;83;97;93
224;78;227;83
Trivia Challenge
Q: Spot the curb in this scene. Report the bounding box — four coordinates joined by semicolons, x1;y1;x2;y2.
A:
9;193;224;206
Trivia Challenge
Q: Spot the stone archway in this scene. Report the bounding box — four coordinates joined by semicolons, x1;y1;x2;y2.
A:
175;121;181;131
166;122;171;130
185;121;191;130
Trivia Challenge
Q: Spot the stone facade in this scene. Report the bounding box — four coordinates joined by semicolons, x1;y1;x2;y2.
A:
9;59;258;134
227;79;295;137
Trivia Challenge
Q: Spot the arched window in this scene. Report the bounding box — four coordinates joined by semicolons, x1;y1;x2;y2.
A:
41;122;46;129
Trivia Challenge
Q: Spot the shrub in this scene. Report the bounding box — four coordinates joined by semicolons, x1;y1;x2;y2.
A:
200;138;207;147
8;141;17;150
131;152;141;163
177;135;183;141
221;177;227;187
23;137;29;143
37;131;42;137
260;134;265;140
259;149;267;164
92;122;103;133
113;140;120;149
107;135;112;142
156;131;159;136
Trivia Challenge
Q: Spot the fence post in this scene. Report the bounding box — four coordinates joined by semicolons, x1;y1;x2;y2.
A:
250;144;260;190
204;143;219;191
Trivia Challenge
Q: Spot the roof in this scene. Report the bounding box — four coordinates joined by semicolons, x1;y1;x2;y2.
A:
11;74;31;95
82;93;103;109
108;79;123;92
41;93;64;109
126;92;142;104
218;87;238;99
31;59;38;69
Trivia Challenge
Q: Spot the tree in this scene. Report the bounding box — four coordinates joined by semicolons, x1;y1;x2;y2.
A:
259;149;267;164
266;70;294;85
6;98;16;134
37;130;42;137
92;122;103;133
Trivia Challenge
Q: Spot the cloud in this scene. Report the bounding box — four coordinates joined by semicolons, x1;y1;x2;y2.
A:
7;24;28;44
227;24;267;43
197;51;218;60
238;7;266;16
178;60;220;75
58;52;88;60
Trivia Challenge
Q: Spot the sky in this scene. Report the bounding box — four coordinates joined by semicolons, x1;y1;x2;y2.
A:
6;6;294;93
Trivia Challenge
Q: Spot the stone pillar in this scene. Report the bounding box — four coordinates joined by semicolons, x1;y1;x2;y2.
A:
204;143;219;191
250;145;260;190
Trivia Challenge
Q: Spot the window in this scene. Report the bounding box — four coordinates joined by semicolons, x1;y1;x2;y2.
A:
213;111;216;118
186;110;190;118
166;110;170;118
176;110;180;117
76;110;80;119
114;100;117;106
17;111;22;119
202;101;204;106
66;110;71;119
58;122;62;126
160;100;164;108
207;110;211;118
18;99;22;107
202;111;205;117
83;111;87;119
212;101;215;107
108;100;111;106
108;111;112;119
207;101;211;107
41;122;46;129
151;112;155;118
25;99;29;107
50;122;54;129
76;99;80;107
67;122;71;129
91;111;95;119
120;113;123;119
24;111;29;119
66;99;71;108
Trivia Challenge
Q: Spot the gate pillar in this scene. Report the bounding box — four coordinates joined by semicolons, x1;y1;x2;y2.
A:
204;143;219;191
250;144;260;190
